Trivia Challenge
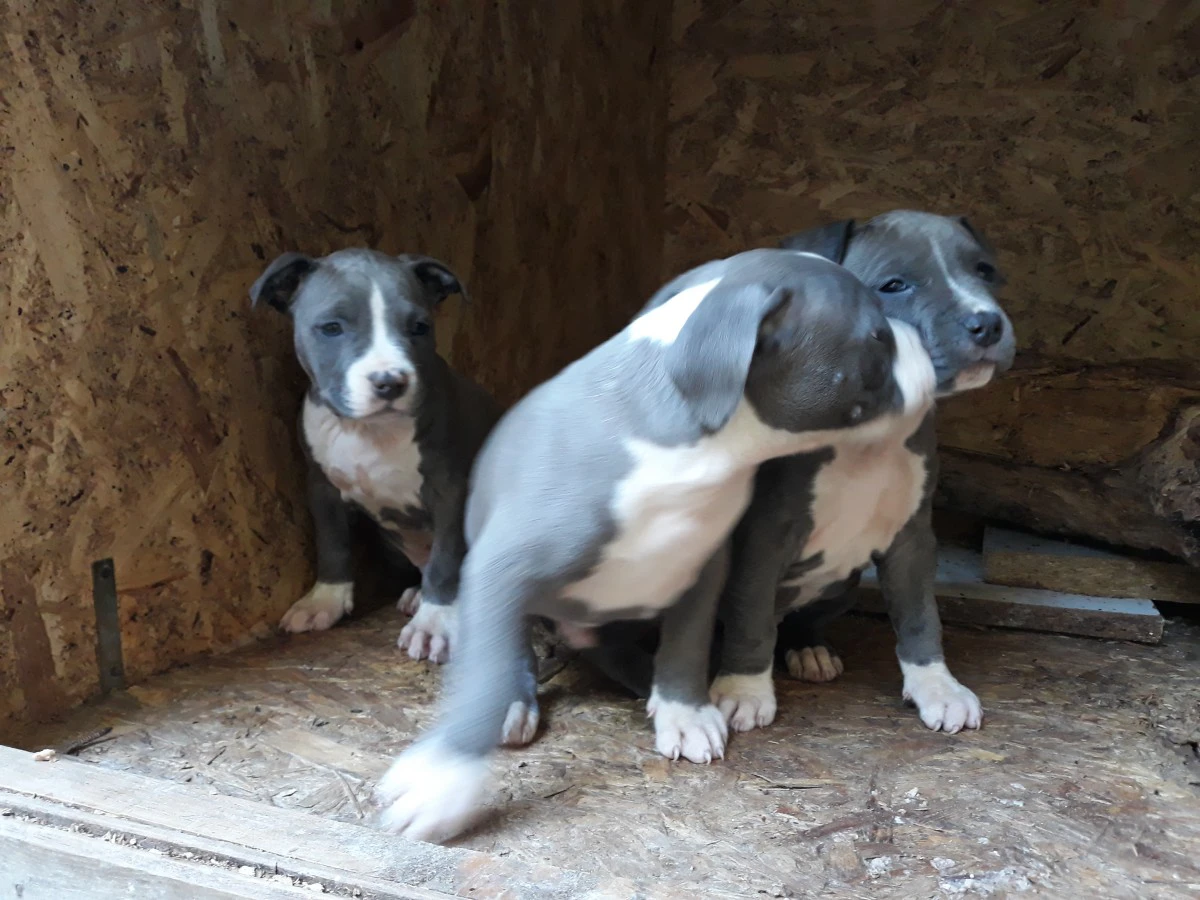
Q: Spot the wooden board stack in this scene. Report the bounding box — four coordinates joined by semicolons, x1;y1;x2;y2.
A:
857;527;1199;645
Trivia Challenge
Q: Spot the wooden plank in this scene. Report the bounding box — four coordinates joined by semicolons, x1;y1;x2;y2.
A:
0;814;314;899
1;791;455;900
0;747;685;900
983;526;1200;605
858;547;1164;644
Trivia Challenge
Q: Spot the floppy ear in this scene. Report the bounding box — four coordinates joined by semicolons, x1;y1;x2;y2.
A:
779;220;855;263
250;252;318;314
665;282;790;434
957;216;996;255
402;255;467;304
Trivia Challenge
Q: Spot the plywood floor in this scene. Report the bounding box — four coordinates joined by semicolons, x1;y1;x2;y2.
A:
15;607;1200;899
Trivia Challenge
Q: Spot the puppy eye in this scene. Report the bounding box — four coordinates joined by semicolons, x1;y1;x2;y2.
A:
318;322;343;337
976;262;997;282
878;279;909;294
409;321;431;337
871;328;887;342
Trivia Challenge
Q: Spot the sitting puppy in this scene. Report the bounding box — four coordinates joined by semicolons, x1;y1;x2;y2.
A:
250;249;500;667
594;211;1014;735
770;212;1015;707
375;249;936;843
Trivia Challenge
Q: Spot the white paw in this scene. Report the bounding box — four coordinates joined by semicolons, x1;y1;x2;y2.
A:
500;700;539;747
398;601;456;664
647;691;727;763
397;586;422;616
900;661;983;734
376;741;490;844
785;645;844;683
710;669;777;732
279;582;353;633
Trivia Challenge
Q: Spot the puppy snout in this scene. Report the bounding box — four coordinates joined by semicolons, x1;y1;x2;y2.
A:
369;370;410;401
964;311;1004;348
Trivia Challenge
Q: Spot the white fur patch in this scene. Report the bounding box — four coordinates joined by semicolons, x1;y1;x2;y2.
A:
500;700;539;747
900;661;983;733
342;280;417;417
780;417;928;606
951;362;996;393
888;318;937;415
398;601;456;664
785;646;844;683
627;278;721;345
562;402;780;617
376;741;490;844
303;397;425;532
930;235;1003;317
710;668;777;732
647;690;728;763
279;582;353;633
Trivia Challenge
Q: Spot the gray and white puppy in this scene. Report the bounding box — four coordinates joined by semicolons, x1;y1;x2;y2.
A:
250;249;500;669
375;249;936;843
599;211;1015;736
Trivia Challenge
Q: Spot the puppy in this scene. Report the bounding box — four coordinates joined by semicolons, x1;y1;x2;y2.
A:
375;249;936;843
594;211;1014;735
251;249;500;667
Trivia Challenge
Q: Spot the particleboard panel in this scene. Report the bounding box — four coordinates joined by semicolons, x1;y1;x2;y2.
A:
16;608;1200;898
664;0;1200;561
0;0;670;731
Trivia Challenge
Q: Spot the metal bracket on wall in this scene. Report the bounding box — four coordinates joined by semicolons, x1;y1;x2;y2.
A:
91;558;125;694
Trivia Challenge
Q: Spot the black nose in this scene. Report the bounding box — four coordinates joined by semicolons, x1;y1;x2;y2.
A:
369;370;409;401
964;311;1004;348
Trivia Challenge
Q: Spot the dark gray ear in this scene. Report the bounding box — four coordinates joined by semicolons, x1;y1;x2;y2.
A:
957;216;996;255
403;255;467;304
250;252;318;314
779;220;855;263
666;283;790;433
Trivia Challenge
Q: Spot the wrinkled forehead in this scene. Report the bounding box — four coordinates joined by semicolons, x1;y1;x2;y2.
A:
293;256;429;319
845;216;985;277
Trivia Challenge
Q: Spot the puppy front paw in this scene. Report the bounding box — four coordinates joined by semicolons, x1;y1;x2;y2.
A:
279;582;353;633
784;645;844;683
397;586;422;616
376;742;490;844
648;692;727;763
710;669;777;732
900;661;983;733
500;699;540;747
398;601;456;664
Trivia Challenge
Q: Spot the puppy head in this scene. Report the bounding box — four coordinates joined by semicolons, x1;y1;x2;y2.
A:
250;248;463;419
662;250;933;437
781;211;1016;396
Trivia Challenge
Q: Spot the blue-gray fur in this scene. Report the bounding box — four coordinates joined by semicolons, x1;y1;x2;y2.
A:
592;211;1013;707
250;249;510;690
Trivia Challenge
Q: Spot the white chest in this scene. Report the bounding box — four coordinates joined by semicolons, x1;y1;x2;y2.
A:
563;437;754;619
302;399;425;524
780;434;927;604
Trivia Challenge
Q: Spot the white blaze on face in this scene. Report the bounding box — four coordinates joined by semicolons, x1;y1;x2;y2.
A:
886;318;936;416
627;278;722;345
342;280;416;417
929;233;1002;318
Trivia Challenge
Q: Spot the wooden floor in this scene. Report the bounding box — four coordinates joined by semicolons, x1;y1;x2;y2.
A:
15;606;1200;899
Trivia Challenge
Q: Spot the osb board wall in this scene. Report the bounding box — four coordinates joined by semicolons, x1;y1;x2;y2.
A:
666;0;1200;561
0;0;669;731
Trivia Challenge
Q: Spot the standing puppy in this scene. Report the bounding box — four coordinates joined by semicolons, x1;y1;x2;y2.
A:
251;249;500;668
375;250;936;843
